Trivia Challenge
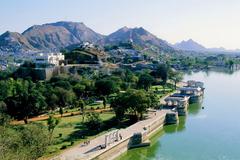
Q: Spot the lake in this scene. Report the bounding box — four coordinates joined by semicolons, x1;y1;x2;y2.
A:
118;70;240;160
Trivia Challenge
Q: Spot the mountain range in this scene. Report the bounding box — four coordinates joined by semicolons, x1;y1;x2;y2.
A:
0;21;239;54
173;39;240;53
0;21;174;53
0;22;102;52
102;26;173;52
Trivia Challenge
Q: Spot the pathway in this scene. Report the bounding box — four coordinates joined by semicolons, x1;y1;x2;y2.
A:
51;109;172;160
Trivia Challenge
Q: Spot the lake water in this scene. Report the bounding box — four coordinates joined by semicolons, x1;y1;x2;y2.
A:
118;70;240;160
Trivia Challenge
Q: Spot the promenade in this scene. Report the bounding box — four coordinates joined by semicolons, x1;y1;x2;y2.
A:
51;109;173;160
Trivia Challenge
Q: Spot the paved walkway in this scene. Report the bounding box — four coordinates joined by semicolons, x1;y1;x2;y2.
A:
51;109;173;160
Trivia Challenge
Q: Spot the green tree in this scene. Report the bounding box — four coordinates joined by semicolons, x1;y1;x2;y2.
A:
85;112;102;131
75;99;86;122
54;87;76;108
5;79;46;124
127;89;151;120
102;96;107;109
111;89;151;121
155;64;169;84
137;73;154;91
0;81;10;101
47;115;60;143
0;124;49;160
0;101;11;127
48;93;59;110
59;107;64;117
18;124;49;159
148;92;160;109
73;84;86;98
111;93;128;121
95;79;120;96
169;69;183;89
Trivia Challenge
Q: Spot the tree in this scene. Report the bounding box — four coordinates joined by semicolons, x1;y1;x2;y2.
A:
5;79;46;124
137;73;154;91
169;69;183;89
102;96;107;109
54;87;76;108
111;89;151;121
95;79;120;96
85;112;102;131
73;84;86;98
153;64;169;84
18;124;49;159
0;81;10;101
148;92;160;109
111;93;128;121
0;113;11;127
47;115;60;143
0;101;11;127
124;69;138;88
59;107;64;117
0;126;22;160
47;93;59;110
0;124;49;160
127;90;151;120
75;99;86;122
227;59;234;69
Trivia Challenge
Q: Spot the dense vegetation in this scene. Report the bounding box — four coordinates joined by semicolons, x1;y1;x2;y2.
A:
0;64;182;159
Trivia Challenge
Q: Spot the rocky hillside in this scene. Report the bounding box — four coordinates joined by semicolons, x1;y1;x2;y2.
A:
102;26;174;52
0;21;174;53
173;39;206;52
0;31;35;52
22;21;104;51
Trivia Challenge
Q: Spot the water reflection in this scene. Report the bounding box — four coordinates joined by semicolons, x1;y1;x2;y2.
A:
164;101;202;134
188;102;202;115
117;130;165;160
118;100;204;160
186;68;236;77
118;101;204;160
164;116;186;134
120;70;240;160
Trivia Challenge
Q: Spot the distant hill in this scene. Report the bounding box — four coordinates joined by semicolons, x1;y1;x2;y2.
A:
22;21;104;51
0;31;35;52
102;26;174;53
1;21;237;54
173;39;240;53
0;23;174;53
173;39;206;52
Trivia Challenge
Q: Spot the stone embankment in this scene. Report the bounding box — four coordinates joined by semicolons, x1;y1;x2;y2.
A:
52;109;177;160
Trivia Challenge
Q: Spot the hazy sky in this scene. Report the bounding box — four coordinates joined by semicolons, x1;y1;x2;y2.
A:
1;0;240;49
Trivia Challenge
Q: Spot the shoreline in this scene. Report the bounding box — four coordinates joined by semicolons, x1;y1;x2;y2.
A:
50;88;180;160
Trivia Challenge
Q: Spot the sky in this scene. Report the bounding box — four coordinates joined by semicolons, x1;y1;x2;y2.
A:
1;0;240;49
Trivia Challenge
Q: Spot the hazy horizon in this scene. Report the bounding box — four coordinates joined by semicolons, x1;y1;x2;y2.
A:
1;0;240;49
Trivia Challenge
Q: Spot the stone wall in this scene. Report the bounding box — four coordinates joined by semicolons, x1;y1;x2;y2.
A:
94;112;168;160
94;138;131;160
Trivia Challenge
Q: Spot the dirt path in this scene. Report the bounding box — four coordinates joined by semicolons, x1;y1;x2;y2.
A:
11;108;111;125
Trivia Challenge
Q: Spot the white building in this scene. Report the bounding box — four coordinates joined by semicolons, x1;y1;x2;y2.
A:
33;53;65;66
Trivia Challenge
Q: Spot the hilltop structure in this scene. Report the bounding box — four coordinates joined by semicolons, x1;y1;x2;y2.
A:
33;52;65;67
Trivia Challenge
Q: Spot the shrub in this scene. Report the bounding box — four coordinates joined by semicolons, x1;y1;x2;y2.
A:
60;145;67;150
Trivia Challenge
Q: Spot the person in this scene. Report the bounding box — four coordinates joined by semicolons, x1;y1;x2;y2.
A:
119;133;122;140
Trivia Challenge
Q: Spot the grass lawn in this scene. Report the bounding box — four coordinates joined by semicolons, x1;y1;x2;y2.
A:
150;85;175;98
36;112;115;158
50;102;110;115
